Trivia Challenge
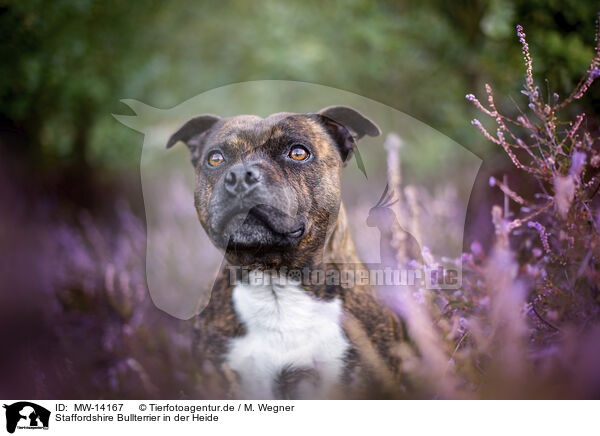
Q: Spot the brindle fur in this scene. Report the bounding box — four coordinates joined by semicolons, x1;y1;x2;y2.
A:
170;107;406;397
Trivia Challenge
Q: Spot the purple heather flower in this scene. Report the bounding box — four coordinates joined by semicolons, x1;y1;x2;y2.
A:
570;151;587;179
470;240;483;256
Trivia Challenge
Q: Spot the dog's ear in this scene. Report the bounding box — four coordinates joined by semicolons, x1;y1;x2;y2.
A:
316;105;381;165
166;115;221;167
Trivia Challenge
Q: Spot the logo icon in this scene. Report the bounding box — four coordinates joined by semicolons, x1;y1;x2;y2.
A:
3;402;50;434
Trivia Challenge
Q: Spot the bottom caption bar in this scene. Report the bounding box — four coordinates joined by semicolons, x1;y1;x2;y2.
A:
1;400;596;435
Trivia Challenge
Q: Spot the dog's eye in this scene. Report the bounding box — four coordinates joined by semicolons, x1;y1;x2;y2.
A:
289;145;310;161
207;151;224;167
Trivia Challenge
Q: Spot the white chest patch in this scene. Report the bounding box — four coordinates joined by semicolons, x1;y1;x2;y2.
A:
226;272;350;399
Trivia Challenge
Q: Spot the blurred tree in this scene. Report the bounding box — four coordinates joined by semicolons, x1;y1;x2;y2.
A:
0;0;598;175
0;0;163;168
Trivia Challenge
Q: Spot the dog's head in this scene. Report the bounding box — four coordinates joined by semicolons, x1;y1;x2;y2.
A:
167;106;380;268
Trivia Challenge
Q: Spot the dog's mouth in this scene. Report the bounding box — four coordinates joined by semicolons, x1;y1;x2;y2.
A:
214;204;306;250
247;204;305;237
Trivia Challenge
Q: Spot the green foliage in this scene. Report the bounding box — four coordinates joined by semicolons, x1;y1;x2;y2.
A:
1;0;598;170
0;0;162;164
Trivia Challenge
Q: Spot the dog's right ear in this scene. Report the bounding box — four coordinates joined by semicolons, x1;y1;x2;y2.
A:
166;115;221;167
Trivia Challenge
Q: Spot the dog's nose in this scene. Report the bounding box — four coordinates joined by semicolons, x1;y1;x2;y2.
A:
224;164;261;196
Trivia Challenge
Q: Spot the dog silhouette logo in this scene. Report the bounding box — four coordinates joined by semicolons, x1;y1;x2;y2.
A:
3;402;50;433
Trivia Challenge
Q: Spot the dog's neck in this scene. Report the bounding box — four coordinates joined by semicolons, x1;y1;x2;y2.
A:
322;202;361;266
221;202;362;297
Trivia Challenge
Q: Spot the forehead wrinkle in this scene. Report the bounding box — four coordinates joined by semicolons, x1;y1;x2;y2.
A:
207;118;264;150
269;118;321;144
225;121;279;157
237;127;273;156
209;114;331;157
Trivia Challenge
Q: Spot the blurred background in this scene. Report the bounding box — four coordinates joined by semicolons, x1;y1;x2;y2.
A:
1;0;599;398
3;1;599;178
2;0;599;243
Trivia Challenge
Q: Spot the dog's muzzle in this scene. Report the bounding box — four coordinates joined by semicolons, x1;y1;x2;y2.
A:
207;163;306;250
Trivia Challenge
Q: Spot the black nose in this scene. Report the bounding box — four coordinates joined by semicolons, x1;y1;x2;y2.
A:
224;164;261;196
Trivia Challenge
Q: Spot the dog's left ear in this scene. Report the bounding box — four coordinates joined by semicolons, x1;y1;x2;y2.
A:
316;105;381;165
166;114;221;167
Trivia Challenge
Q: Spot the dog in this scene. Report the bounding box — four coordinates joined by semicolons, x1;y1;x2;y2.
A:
167;106;405;399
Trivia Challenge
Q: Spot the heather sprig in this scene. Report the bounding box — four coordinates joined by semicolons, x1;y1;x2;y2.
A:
467;17;600;331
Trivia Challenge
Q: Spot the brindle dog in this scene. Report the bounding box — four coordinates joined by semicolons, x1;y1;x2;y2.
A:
167;106;405;399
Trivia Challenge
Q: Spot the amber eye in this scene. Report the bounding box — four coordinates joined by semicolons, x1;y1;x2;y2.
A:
207;151;224;167
289;145;310;161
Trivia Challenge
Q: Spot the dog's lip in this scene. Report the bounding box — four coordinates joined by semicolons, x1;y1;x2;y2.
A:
285;224;304;238
217;204;305;237
248;204;305;237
